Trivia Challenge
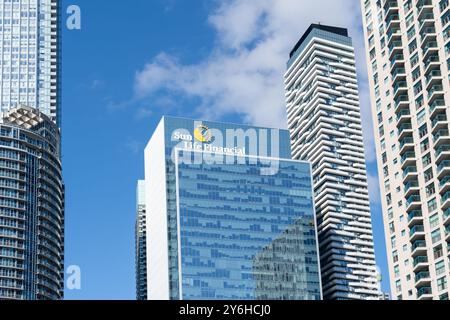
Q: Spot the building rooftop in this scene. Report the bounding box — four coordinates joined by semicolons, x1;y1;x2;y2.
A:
289;24;348;58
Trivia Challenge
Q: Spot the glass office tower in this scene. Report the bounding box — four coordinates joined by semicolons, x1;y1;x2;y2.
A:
0;0;61;127
141;116;322;300
0;107;64;300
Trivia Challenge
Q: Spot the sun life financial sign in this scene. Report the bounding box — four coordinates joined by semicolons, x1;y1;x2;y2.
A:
172;125;246;156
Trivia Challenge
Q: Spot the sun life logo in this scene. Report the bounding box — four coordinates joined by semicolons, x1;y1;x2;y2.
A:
194;125;213;143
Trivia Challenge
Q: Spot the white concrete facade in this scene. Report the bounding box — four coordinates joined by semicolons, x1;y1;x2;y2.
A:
361;0;450;300
285;25;379;300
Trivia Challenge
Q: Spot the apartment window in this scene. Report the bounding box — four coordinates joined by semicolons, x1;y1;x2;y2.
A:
389;221;395;234
414;82;422;96
436;260;446;275
424;168;433;183
411;53;419;68
404;0;412;12
394;265;400;278
391;236;397;247
415;95;424;109
430;213;440;229
426;183;436;197
395;280;401;293
417;109;426;125
408;39;417;54
437;277;448;291
421;138;430;153
379;125;384;137
403;244;408;252
382;152;387;164
423;153;431;167
388;207;393;220
407;26;415;41
419;124;428;138
384;166;389;179
406;12;414;28
428;197;437;212
412;68;421;82
434;245;443;260
431;229;441;244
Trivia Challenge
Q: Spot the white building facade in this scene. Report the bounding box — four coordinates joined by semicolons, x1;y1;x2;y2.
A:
361;0;450;300
285;24;379;300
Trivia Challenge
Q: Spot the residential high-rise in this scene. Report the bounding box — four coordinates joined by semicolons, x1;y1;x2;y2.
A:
361;0;450;300
0;0;63;301
142;116;322;300
0;107;64;300
285;24;379;300
0;0;61;127
135;180;147;300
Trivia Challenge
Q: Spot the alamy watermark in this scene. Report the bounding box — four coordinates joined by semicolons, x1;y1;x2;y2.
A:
66;5;81;30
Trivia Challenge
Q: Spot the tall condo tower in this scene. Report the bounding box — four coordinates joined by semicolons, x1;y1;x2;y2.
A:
140;116;322;300
0;107;64;300
0;0;61;127
285;24;379;300
135;180;147;300
361;0;450;300
0;0;63;300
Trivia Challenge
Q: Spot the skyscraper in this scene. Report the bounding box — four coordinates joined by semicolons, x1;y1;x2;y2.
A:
0;107;64;300
135;180;147;301
141;116;322;300
361;0;450;300
0;0;63;300
0;0;61;127
285;24;379;300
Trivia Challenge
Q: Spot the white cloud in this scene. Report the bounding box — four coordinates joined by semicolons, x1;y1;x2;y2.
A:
134;0;377;159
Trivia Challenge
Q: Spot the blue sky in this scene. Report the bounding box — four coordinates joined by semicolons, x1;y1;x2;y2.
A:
62;0;390;299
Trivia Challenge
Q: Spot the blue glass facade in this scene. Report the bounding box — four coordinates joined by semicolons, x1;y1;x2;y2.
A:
154;116;321;300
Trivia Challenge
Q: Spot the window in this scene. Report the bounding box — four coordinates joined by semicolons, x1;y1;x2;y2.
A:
431;229;441;244
437;277;447;291
434;245;443;259
436;260;445;275
430;214;440;229
428;197;437;212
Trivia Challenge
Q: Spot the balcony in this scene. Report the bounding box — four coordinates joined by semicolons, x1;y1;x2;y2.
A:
388;40;403;59
433;128;450;146
426;69;442;90
386;13;401;34
396;109;411;124
393;80;408;99
443;208;450;226
392;67;407;82
435;144;450;164
442;191;450;209
424;54;440;74
445;225;450;241
403;166;418;181
428;84;445;103
413;255;428;272
390;53;405;69
408;210;423;227
404;180;420;197
438;160;450;179
417;286;433;300
440;175;450;194
401;151;416;168
388;28;402;47
429;99;446;118
411;239;427;256
415;271;431;287
394;95;409;112
423;41;439;59
417;0;433;18
400;137;415;154
431;114;447;133
419;13;434;33
409;224;425;241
